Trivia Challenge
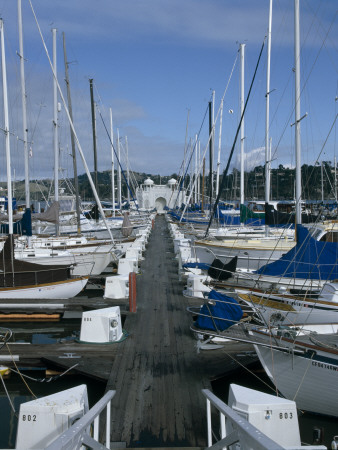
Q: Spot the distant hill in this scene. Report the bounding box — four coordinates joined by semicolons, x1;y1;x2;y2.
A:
3;161;336;204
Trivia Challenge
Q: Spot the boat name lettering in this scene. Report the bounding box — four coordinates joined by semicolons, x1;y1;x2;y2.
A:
312;361;337;371
279;412;293;419
21;414;36;422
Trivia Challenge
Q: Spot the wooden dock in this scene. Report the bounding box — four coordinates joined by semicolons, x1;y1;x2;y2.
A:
0;215;256;448
104;215;254;448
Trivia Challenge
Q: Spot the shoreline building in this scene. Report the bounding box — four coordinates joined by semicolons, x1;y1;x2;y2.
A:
136;178;186;213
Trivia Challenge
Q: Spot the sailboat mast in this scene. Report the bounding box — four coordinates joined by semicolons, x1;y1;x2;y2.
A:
194;133;198;204
240;44;245;210
63;32;81;235
52;28;59;235
198;141;201;203
294;0;302;225
110;108;115;217
201;157;205;212
265;0;272;206
17;0;30;211
125;136;130;204
89;78;99;221
335;156;337;202
117;128;122;209
183;109;190;189
211;90;215;202
208;97;213;208
216;98;223;196
0;19;13;235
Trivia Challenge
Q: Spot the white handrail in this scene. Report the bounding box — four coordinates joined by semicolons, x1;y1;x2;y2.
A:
45;390;115;450
202;388;286;450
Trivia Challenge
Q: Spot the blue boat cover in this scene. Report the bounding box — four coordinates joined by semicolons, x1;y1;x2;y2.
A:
256;224;338;280
0;208;32;236
195;289;243;331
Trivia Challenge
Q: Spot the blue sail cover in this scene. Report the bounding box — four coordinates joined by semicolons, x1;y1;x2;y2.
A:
195;289;243;331
256;224;338;280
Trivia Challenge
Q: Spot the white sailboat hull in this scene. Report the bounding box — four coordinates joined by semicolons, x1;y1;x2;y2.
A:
193;238;295;271
254;341;338;417
236;288;338;326
15;247;113;276
0;277;88;299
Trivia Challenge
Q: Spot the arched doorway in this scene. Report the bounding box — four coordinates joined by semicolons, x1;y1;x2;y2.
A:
155;197;166;214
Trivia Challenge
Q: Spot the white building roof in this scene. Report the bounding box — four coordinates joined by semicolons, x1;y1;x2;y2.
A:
144;178;154;186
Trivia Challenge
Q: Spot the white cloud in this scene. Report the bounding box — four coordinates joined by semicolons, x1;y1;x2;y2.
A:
231;146;265;172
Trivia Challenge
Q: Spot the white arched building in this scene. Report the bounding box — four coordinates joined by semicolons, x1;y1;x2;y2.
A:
136;178;186;213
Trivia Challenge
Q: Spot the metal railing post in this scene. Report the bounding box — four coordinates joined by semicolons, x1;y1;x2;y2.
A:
94;415;99;441
106;400;111;448
206;397;212;447
220;411;226;440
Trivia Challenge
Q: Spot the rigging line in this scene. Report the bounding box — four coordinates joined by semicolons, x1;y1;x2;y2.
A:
204;37;266;238
270;9;337;166
174;102;210;210
292;349;314;402
176;53;239;215
219;341;276;394
10;363;80;383
322;162;335;197
93;80;136;190
0;327;12;351
300;113;338;200
0;372;17;416
304;0;338;72
28;0;115;243
96;107;139;214
5;342;37;399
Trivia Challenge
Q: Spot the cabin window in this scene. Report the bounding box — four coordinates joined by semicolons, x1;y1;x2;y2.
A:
320;232;338;242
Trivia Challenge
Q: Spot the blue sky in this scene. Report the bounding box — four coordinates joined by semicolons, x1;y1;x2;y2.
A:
0;0;336;183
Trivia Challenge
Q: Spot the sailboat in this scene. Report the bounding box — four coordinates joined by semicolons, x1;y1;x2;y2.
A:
0;19;88;299
0;235;88;299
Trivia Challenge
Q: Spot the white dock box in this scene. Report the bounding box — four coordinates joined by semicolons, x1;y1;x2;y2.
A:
126;247;142;260
185;274;210;298
80;306;123;343
16;384;88;449
104;275;129;299
173;238;190;255
227;384;301;448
